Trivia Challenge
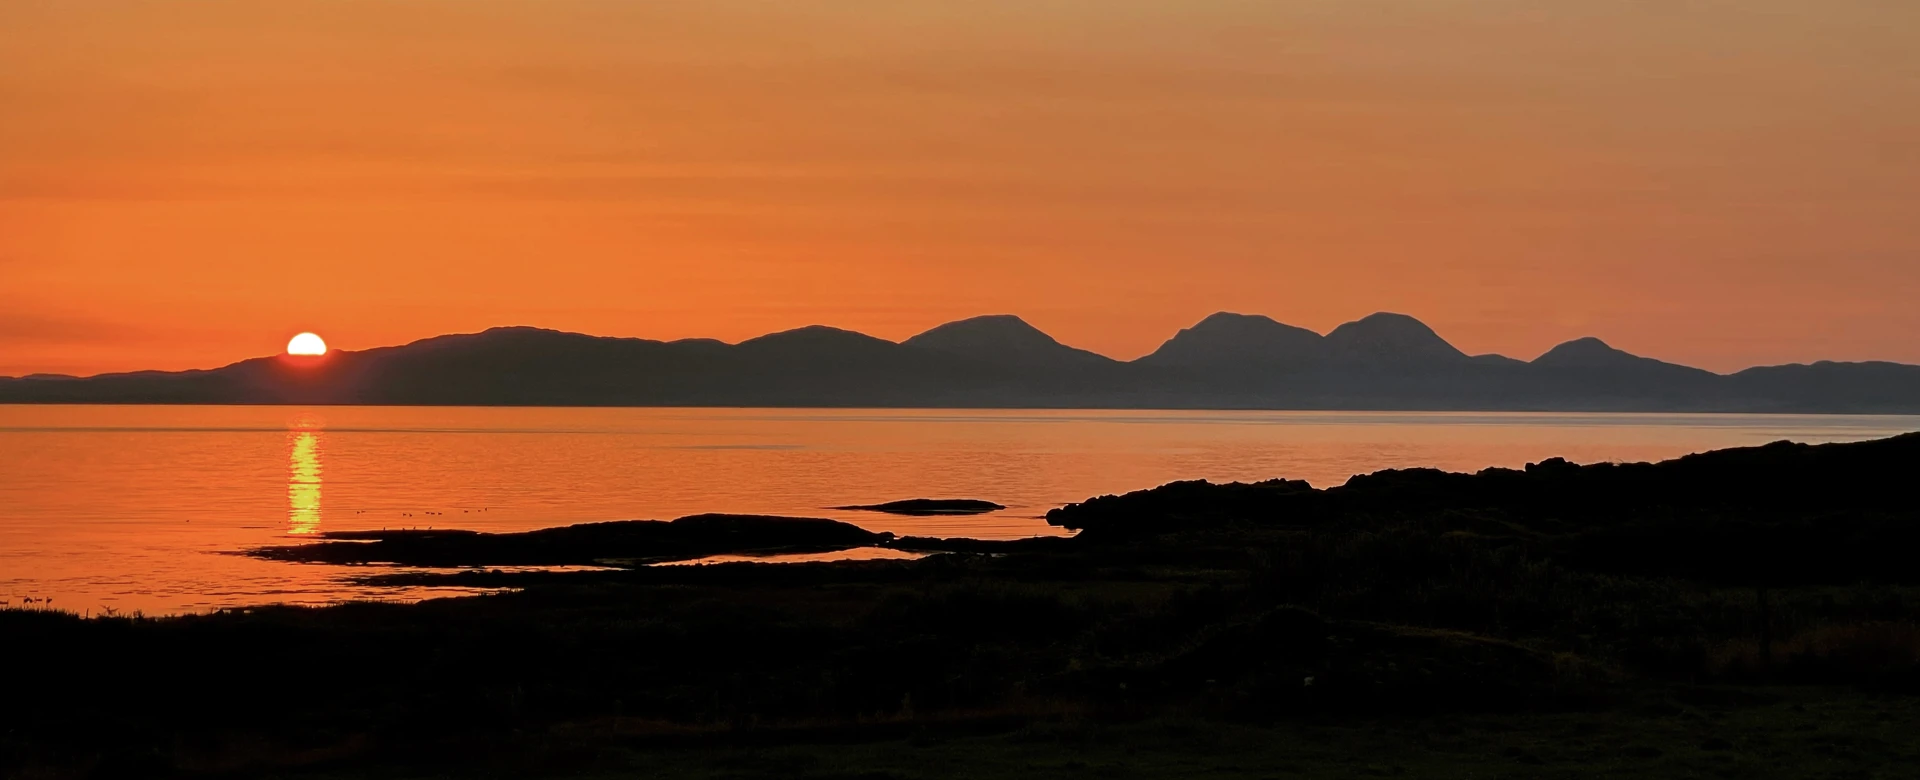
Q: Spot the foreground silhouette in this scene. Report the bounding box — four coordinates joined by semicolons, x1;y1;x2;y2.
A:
249;514;891;567
836;499;1008;516
5;434;1920;777
4;312;1918;412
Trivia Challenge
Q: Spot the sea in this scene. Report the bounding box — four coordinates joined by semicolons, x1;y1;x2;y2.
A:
2;405;1914;615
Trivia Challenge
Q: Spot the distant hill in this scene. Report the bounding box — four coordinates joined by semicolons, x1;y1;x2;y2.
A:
1136;312;1327;368
2;314;1917;412
1324;312;1468;364
902;314;1115;367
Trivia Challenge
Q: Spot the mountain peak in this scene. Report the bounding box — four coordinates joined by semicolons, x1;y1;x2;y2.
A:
905;315;1110;365
1533;337;1625;366
1194;311;1276;327
1186;312;1307;334
736;325;896;350
1324;313;1466;362
385;326;625;356
908;315;1052;347
1137;312;1325;367
1530;337;1714;382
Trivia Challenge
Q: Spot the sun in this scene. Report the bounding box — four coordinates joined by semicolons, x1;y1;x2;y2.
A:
286;332;328;356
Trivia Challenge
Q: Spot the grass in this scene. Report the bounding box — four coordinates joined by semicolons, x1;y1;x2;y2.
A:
8;545;1919;778
246;692;1920;779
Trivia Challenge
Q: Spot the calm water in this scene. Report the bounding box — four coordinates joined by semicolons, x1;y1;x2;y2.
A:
2;405;1914;615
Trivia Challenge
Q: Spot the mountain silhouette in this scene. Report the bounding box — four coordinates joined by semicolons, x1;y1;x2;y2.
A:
1324;312;1468;364
1515;336;1726;410
904;315;1115;367
1532;337;1714;378
3;313;1916;412
1728;361;1920;413
1534;337;1645;367
1137;313;1326;368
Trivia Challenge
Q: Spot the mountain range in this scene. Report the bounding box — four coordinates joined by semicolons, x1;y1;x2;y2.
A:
3;312;1917;412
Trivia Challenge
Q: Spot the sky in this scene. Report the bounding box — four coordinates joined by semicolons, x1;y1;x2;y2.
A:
2;0;1917;376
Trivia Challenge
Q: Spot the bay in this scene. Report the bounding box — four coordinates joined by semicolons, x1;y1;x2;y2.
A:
2;405;1913;614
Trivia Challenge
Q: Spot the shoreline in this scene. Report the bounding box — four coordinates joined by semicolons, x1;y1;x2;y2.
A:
7;433;1920;776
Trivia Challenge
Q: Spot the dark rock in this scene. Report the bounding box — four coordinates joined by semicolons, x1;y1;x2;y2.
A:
836;499;1006;516
888;535;1076;554
247;513;891;567
1045;433;1920;584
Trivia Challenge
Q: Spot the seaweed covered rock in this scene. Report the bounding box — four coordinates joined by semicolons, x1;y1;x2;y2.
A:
248;513;891;567
1045;479;1317;536
836;499;1006;516
1045;433;1920;583
1050;433;1920;537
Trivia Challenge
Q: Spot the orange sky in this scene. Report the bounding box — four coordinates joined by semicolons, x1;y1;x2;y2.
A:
3;1;1917;377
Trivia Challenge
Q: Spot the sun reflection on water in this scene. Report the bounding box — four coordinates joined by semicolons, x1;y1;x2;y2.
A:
287;421;323;535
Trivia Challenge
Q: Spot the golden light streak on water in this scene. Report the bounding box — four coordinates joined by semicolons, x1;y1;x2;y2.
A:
287;422;323;535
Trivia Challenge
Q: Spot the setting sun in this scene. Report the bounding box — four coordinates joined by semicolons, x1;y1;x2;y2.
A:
286;332;328;356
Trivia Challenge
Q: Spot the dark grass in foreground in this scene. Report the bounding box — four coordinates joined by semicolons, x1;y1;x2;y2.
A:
5;433;1920;779
279;697;1920;780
